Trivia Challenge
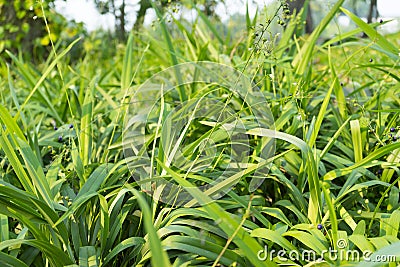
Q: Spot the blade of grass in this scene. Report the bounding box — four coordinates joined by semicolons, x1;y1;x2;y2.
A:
323;142;400;180
7;37;81;122
155;160;277;267
0;215;8;242
79;246;98;267
196;7;224;45
128;187;172;267
340;7;398;57
121;33;135;91
354;241;400;267
0;252;29;267
102;237;144;266
247;128;322;224
0;239;73;266
292;0;345;75
0;131;34;193
79;77;96;169
322;21;391;47
150;2;186;101
350;120;363;163
328;46;347;119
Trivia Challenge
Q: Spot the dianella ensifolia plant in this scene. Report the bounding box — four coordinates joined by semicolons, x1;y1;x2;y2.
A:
0;0;400;266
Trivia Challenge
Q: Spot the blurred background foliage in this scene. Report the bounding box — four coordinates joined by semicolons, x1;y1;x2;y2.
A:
0;0;384;63
0;0;229;62
0;0;87;61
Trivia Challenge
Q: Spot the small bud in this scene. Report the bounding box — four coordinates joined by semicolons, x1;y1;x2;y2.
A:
379;19;383;23
369;58;373;62
390;127;395;132
58;136;63;142
357;209;362;214
317;224;323;230
54;126;58;131
69;124;74;129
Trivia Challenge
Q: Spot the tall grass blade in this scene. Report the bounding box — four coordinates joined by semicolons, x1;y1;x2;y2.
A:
340;8;398;58
7;37;81;121
350;120;363;163
292;0;345;75
79;246;98;267
156;160;277;267
128;186;171;267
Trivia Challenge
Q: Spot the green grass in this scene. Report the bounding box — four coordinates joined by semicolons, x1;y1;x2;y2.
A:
0;1;399;266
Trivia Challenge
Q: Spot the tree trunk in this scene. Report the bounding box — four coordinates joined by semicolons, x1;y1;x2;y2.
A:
203;0;217;17
118;0;126;41
288;0;313;34
367;0;378;23
133;0;151;31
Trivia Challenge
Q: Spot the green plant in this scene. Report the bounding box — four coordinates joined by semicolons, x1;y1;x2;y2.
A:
0;0;399;266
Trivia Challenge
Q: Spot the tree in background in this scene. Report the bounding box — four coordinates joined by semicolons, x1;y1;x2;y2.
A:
346;0;379;23
93;0;173;40
94;0;129;41
0;0;48;57
133;0;172;31
0;0;84;61
367;0;378;23
94;0;223;41
286;0;380;35
287;0;313;34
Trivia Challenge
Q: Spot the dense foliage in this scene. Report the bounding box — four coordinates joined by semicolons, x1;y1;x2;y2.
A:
0;0;399;266
0;0;86;61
